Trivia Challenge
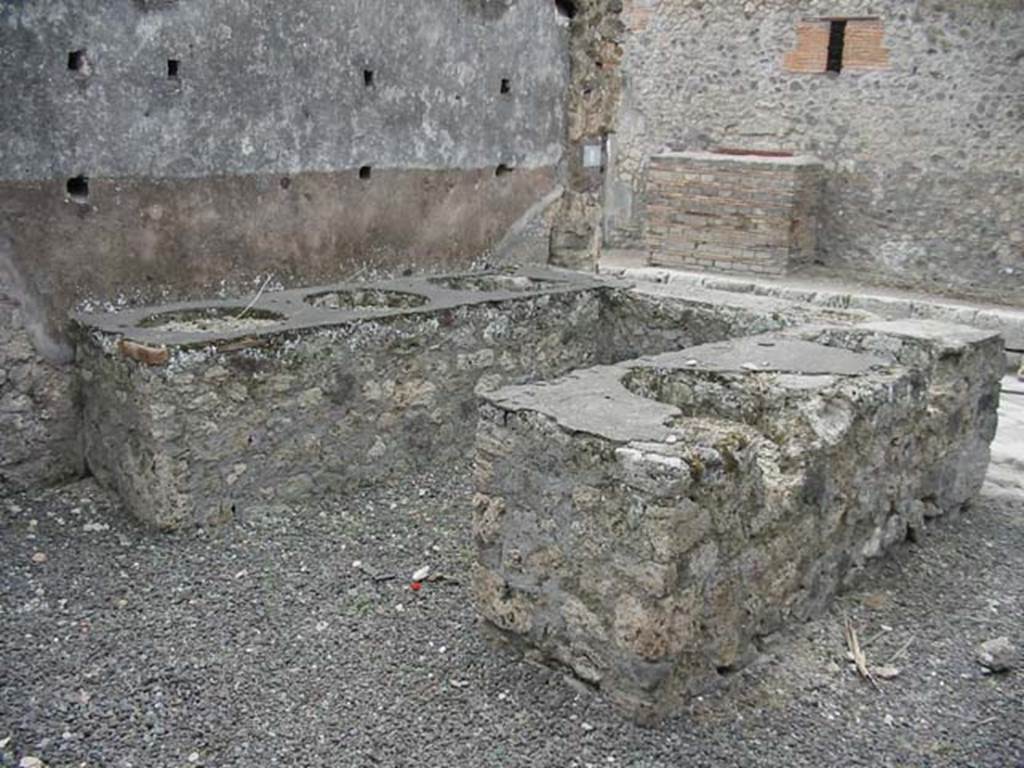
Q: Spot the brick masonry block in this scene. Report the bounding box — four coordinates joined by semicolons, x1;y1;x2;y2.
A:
783;21;830;73
644;151;824;276
843;19;891;71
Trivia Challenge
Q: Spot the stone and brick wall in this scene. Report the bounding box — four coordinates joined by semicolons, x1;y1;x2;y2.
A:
643;151;823;275
549;0;627;270
604;0;1024;301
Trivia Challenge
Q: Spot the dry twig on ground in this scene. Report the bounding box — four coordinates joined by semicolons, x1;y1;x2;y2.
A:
844;615;882;691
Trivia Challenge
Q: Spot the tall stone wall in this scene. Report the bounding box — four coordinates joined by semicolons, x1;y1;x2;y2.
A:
604;0;1024;301
0;0;570;328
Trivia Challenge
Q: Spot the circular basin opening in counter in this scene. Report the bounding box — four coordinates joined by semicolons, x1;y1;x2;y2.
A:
303;288;430;310
138;307;288;334
622;366;754;424
428;274;567;293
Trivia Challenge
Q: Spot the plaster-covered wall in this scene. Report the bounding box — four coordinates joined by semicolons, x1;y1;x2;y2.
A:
606;0;1024;301
0;0;570;492
0;0;569;320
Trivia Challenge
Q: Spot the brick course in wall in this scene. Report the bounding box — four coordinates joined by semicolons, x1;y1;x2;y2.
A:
644;152;824;276
843;19;891;71
782;20;831;74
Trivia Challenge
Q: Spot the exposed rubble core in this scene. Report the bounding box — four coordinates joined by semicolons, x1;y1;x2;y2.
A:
473;319;1003;720
74;268;607;529
0;290;81;493
549;0;626;269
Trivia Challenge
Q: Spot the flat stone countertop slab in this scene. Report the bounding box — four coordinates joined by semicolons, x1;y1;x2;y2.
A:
71;266;609;350
486;335;892;444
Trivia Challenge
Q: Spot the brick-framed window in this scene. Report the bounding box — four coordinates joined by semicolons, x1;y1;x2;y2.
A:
783;17;890;74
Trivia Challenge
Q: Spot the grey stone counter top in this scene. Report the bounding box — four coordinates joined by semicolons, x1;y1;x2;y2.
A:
71;266;611;350
485;333;894;445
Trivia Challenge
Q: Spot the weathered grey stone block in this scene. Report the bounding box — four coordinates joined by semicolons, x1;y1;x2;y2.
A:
473;320;1002;720
74;269;608;529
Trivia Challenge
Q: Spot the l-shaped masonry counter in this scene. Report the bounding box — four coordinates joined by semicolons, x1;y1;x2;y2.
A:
72;269;1003;719
473;320;1002;720
74;267;868;529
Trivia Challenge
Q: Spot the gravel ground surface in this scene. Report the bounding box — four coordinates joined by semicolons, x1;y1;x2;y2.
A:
2;460;1022;767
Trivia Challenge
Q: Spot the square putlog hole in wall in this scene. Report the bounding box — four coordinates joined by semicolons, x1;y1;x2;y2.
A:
363;69;374;87
66;175;89;204
68;49;89;74
500;78;511;95
359;166;372;180
167;59;180;79
554;0;577;19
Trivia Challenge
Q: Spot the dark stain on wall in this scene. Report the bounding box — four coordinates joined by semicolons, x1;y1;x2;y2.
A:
0;166;558;323
462;0;515;21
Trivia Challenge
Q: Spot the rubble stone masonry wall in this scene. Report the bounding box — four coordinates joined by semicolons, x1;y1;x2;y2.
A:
605;0;1024;300
0;288;80;493
74;271;608;528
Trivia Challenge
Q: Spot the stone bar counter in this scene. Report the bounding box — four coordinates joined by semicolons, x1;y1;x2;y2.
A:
73;268;609;529
473;320;1002;720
